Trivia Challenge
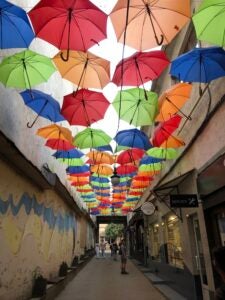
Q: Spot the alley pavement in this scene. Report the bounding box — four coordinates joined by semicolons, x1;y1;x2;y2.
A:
55;253;165;300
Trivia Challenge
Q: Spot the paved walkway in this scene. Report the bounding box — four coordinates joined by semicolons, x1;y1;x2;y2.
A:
56;254;166;300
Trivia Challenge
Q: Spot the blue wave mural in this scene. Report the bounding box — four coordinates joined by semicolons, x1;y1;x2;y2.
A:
0;193;76;232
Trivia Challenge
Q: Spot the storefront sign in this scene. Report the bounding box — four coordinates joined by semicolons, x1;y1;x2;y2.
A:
141;202;156;215
170;194;198;208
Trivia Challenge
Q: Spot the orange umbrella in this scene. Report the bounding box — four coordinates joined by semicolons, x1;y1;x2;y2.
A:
87;151;114;165
36;124;73;143
53;50;110;90
156;83;192;122
137;170;160;177
160;135;185;148
91;164;113;176
68;176;89;183
110;0;190;51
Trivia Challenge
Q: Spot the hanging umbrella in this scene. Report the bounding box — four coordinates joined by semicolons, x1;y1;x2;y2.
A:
20;89;64;128
29;0;107;61
115;129;152;150
61;89;110;126
0;50;56;89
160;135;185;148
74;128;111;149
110;0;190;50
53;149;84;159
90;176;109;183
147;147;179;160
156;83;192;122
36;124;73;143
112;88;158;126
94;145;113;153
152;115;182;147
132;175;153;182
140;156;163;165
58;158;84;166
112;51;170;87
91;164;113;176
87;151;114;165
139;163;163;172
116;165;138;175
45;139;74;151
68;176;89;183
0;0;34;49
53;50;110;90
192;0;225;47
71;181;89;186
170;47;225;93
66;165;90;174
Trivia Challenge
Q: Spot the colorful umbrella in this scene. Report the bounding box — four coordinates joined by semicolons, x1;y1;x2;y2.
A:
140;156;163;165
74;128;111;149
20;89;64;128
53;50;110;90
66;165;90;174
58;158;84;166
170;47;225;84
61;89;110;126
94;145;113;153
152;115;182;147
110;0;190;50
53;149;84;159
156;83;192;122
36;124;73;143
192;0;225;47
139;163;163;172
116;165;138;175
147;147;179;160
112;88;158;126
160;135;185;148
29;0;107;61
112;51;170;87
87;151;114;165
115;129;152;150
91;164;113;176
0;50;56;89
45;139;74;151
0;0;34;49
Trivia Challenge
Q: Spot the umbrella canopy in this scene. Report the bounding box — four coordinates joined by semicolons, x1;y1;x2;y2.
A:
0;50;56;89
74;128;111;149
61;89;110;126
87;151;114;165
140;156;163;165
160;135;185;148
112;88;158;126
20;89;64;128
156;83;192;122
116;164;138;175
45;139;74;151
53;149;84;159
94;145;113;152
139;163;163;172
110;0;190;50
170;47;225;83
115;129;152;150
58;158;84;166
117;148;145;164
147;147;179;160
91;164;113;176
29;0;107;61
152;115;182;147
192;0;225;47
0;0;34;49
66;165;90;174
36;124;73;143
112;51;170;87
53;50;110;90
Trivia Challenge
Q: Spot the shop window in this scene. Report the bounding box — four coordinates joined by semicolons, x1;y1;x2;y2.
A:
164;214;184;269
149;223;160;261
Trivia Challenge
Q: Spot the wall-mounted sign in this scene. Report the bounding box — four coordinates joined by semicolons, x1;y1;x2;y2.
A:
170;194;198;208
141;202;156;215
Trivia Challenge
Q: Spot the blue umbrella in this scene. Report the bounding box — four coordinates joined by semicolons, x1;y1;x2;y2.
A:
95;192;110;197
90;177;109;183
93;186;110;191
66;165;90;174
94;145;113;152
140;156;163;164
20;90;64;128
52;149;84;159
114;129;152;150
170;47;225;84
0;0;34;48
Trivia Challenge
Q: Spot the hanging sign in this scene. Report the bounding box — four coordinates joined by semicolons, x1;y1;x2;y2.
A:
170;194;198;208
141;202;156;215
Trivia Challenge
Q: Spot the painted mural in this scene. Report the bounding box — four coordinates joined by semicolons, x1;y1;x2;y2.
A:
0;192;76;299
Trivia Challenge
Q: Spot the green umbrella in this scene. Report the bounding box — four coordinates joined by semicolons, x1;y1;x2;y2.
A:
91;181;110;187
115;145;130;153
147;147;178;160
0;49;56;88
112;88;158;126
58;158;84;166
192;0;225;46
73;128;111;149
139;162;163;172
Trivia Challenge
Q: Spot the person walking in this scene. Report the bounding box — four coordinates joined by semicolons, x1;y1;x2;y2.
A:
100;241;106;258
95;243;100;259
213;246;225;300
119;239;128;274
112;242;118;261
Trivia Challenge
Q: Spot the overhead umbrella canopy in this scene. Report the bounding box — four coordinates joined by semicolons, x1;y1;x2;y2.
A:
0;0;34;49
53;50;110;90
61;89;110;126
29;0;107;61
91;164;113;176
192;0;225;47
110;0;191;50
117;148;145;164
36;124;73;143
112;88;158;126
112;51;170;87
53;149;84;159
115;128;152;150
0;49;56;89
45;139;74;151
160;135;185;148
87;151;114;165
74;128;111;149
147;147;179;160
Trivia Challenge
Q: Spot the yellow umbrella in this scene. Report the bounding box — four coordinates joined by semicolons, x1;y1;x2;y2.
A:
87;151;114;165
91;164;113;176
36;124;72;143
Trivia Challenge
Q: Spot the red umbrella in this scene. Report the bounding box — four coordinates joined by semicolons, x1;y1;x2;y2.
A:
45;138;74;150
61;89;110;126
116;164;138;175
117;148;145;165
71;181;89;186
112;51;170;87
152;115;182;147
132;175;153;182
29;0;107;61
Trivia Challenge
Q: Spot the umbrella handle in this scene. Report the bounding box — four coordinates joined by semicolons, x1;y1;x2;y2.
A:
155;34;164;46
60;49;70;62
27;114;39;128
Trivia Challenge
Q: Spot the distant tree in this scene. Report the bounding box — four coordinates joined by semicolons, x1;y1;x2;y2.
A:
105;223;124;242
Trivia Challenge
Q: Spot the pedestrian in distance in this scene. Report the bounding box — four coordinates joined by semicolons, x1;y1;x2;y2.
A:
213;246;225;300
100;241;106;258
95;243;100;259
119;239;128;274
112;242;119;261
